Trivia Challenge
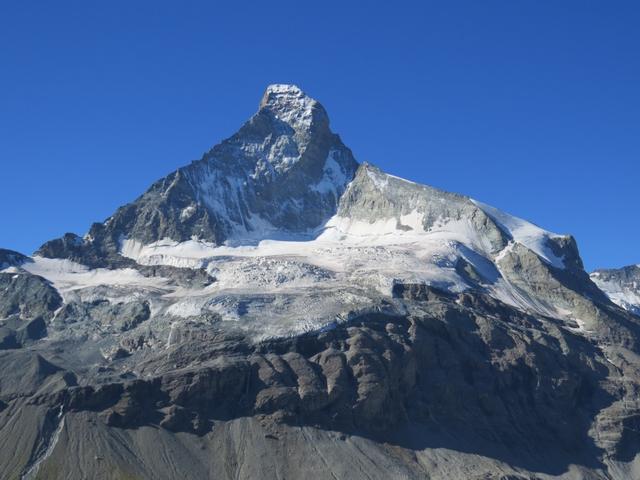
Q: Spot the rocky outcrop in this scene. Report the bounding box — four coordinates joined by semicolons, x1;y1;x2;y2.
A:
54;299;150;332
0;271;61;350
0;272;61;321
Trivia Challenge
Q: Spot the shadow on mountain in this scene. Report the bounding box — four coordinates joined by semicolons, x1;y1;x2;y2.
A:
242;289;619;476
288;320;615;476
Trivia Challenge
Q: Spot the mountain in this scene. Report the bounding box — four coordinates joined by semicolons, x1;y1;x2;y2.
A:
1;85;640;479
36;85;358;267
591;265;640;316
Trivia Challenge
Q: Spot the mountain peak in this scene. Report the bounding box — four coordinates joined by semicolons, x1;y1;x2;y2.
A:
259;83;308;108
259;84;328;131
34;84;359;258
261;83;304;97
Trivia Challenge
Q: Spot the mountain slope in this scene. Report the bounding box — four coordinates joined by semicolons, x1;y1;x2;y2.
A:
1;85;640;479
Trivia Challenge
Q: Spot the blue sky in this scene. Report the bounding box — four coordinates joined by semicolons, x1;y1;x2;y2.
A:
1;1;638;271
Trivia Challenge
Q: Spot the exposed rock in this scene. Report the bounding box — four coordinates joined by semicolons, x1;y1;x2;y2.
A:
0;271;61;321
55;299;150;333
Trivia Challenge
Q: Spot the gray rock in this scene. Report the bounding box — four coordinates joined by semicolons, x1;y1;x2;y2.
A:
0;271;61;321
55;299;150;332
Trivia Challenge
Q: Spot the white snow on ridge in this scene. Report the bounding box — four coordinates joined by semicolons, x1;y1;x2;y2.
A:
113;208;573;328
311;150;349;196
590;273;640;315
320;210;425;241
116;192;573;321
121;238;219;269
471;200;567;269
118;210;480;300
180;205;197;221
116;207;531;309
19;256;168;300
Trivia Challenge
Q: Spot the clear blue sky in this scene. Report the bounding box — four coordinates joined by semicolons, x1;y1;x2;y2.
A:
1;1;638;271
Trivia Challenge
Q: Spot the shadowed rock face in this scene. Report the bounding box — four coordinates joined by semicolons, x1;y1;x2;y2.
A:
0;249;28;268
2;85;640;479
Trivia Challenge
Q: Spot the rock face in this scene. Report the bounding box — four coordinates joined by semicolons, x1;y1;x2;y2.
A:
2;85;640;479
0;248;28;268
0;271;61;350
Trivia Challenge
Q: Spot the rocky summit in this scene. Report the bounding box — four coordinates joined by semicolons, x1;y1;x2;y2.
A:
2;85;640;480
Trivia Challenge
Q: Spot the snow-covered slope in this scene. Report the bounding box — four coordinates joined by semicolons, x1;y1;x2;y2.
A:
111;160;587;337
471;200;567;269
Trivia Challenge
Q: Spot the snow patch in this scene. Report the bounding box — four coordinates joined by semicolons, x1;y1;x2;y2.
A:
312;151;348;196
180;204;197;221
19;256;168;300
319;209;426;242
591;274;640;315
472;200;566;269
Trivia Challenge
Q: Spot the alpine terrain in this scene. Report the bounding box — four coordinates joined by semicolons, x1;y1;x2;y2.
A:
2;84;640;480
